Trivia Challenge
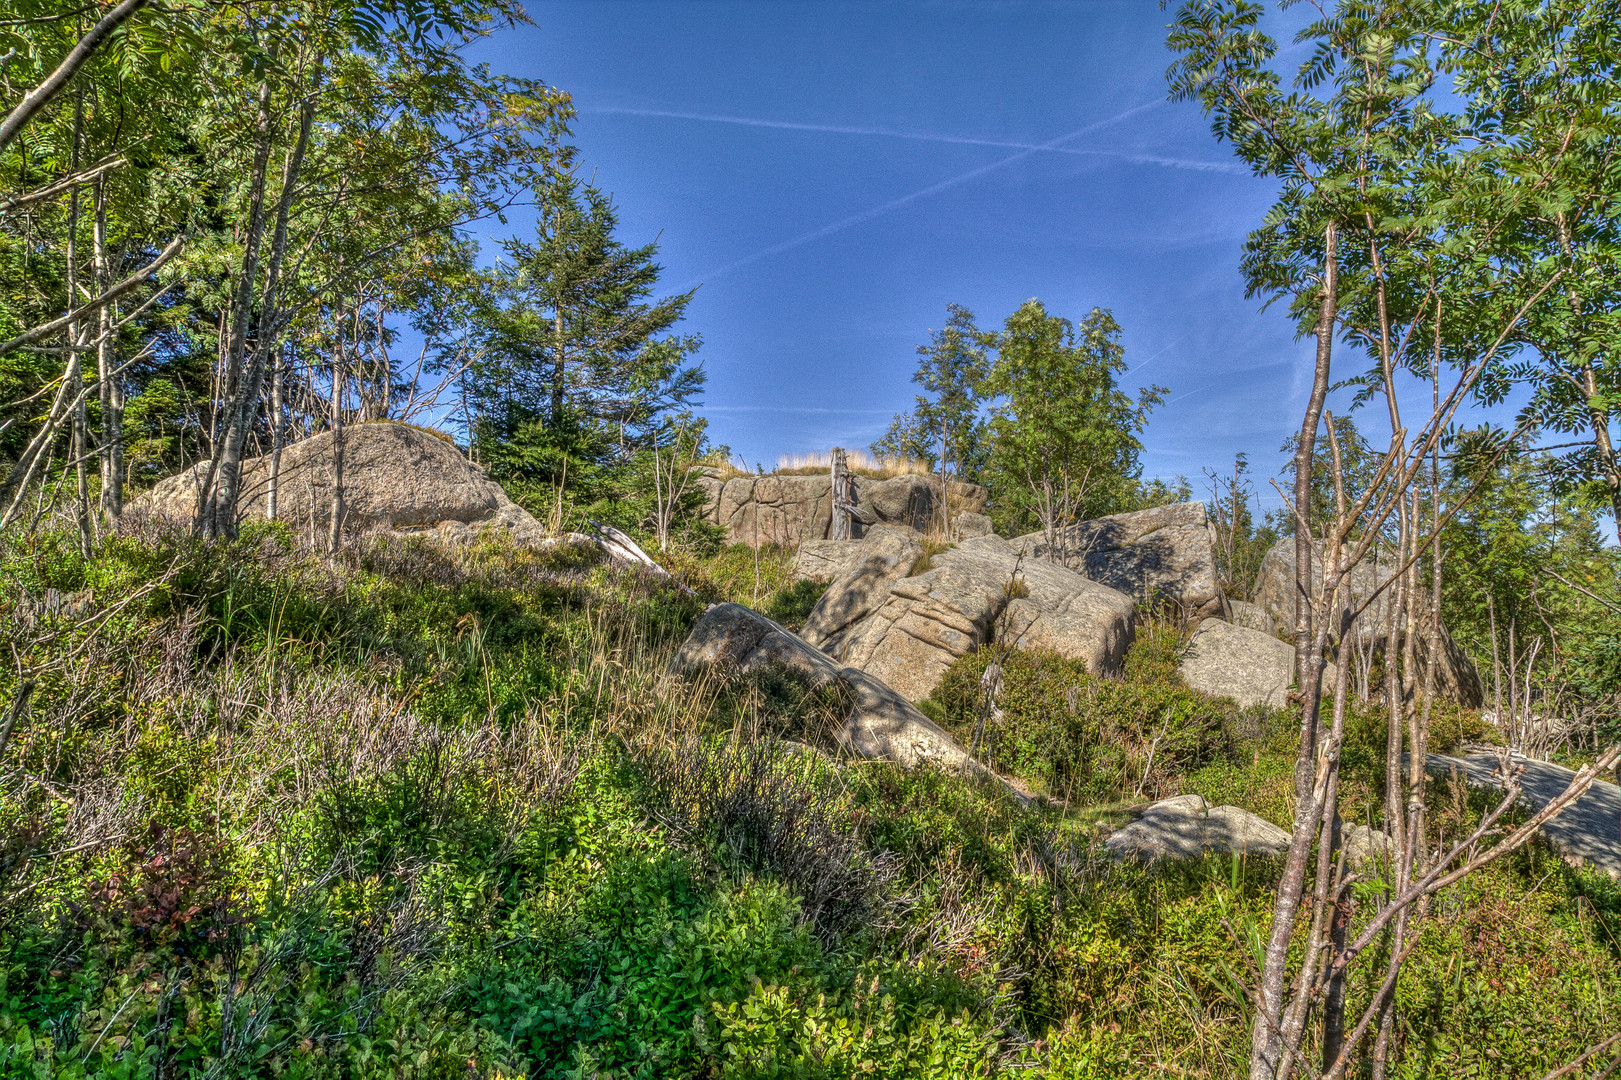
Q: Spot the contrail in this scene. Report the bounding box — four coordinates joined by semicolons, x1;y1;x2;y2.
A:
1126;334;1189;378
591;106;1028;149
689;98;1167;285
703;405;894;415
592;104;1247;176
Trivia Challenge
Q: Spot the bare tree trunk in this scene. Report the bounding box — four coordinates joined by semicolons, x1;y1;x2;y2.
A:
550;267;567;424
1320;547;1357;1071
830;447;851;541
1488;592;1502;719
195;73;276;539
93;177;123;520
66;90;93;555
1250;221;1337;1080
197;47;316;540
267;344;285;521
1578;361;1621;537
328;332;345;553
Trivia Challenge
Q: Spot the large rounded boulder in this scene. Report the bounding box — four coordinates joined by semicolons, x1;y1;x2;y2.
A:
1013;501;1221;612
132;422;549;544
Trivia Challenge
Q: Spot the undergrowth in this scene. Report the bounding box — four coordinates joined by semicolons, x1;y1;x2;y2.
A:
0;526;1615;1078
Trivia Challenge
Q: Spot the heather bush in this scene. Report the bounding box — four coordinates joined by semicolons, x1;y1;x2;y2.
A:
0;527;1617;1078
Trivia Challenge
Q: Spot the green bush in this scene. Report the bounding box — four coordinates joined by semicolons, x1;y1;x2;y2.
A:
927;648;1228;801
5;526;1620;1080
665;543;828;630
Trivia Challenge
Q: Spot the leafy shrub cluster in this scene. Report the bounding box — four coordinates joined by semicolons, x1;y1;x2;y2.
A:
928;644;1229;802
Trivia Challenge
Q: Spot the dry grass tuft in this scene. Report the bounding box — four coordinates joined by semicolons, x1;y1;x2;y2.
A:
773;449;930;478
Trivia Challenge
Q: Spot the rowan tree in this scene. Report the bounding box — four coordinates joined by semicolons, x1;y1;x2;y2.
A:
981;300;1163;548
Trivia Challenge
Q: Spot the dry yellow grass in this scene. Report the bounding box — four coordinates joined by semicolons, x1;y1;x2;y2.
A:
773;448;929;478
701;448;930;480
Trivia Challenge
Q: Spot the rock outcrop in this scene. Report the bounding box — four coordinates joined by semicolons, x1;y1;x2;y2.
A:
1177;618;1295;710
133;423;550;545
1251;540;1484;707
831;534;1137;702
1226;599;1277;636
793;524;921;583
697;470;989;547
670;602;1021;798
1013;501;1221;611
1427;753;1621;879
800;527;924;659
1105;794;1291;861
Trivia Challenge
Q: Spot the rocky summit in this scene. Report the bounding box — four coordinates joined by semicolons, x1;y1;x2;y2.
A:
132;422;551;546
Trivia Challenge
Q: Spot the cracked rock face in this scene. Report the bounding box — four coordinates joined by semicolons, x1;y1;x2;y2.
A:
669;602;1020;797
832;534;1137;702
793;524;922;584
1013;501;1220;610
1177;618;1295;710
132;423;550;545
799;527;925;659
697;471;988;547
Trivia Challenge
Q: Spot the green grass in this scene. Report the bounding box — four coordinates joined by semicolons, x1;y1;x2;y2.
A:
0;525;1617;1079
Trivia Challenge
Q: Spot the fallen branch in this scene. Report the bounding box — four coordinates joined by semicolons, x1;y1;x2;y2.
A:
587;520;694;595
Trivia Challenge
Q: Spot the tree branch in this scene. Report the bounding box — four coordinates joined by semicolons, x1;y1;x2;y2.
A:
0;234;182;356
0;0;152;157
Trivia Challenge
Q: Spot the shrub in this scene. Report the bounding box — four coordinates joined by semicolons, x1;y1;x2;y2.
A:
637;735;898;940
928;648;1227;801
83;821;245;956
1120;612;1186;687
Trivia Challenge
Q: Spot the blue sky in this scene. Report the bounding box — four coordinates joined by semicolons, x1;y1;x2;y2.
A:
465;0;1521;511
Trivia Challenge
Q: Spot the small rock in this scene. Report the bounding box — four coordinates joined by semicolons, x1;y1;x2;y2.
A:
1145;794;1210;817
132;423;552;546
953;511;995;539
1106;795;1290;861
1226;599;1276;635
838;534;1135;701
793;524;921;583
1251;540;1483;706
1203;805;1291;857
700;471;988;547
1341;822;1394;866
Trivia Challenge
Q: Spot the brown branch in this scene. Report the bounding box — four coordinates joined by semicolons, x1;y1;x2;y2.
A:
0;0;152;157
0;235;182;356
1536;1032;1621;1080
0;152;127;215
